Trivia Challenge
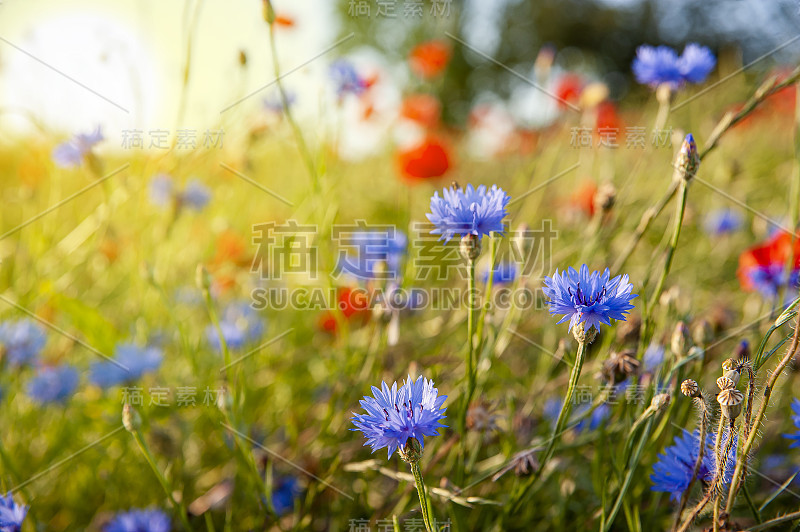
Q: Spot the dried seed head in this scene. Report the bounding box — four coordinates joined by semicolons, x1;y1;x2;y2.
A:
651;393;671;410
717;388;744;420
459;234;481;263
467;401;501;433
680;379;700;398
723;369;741;387
513;449;539;477
716;376;736;391
671;321;691;358
603;349;640;385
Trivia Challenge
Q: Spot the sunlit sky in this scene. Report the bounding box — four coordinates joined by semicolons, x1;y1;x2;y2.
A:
0;0;344;149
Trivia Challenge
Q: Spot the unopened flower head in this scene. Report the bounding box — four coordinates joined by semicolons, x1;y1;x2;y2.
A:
675;134;700;181
426;184;510;243
543;264;637;335
351;376;447;459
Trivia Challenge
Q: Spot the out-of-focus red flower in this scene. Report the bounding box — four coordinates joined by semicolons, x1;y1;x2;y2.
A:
595;101;621;132
570;180;598;218
319;287;371;333
272;14;295;28
396;135;452;181
212;230;251;268
737;231;800;292
400;94;441;128
409;40;450;79
554;74;583;109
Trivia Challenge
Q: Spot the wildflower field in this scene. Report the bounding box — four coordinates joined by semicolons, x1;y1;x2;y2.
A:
2;1;800;531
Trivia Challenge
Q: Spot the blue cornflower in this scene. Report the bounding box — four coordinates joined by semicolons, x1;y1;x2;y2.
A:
543;264;637;333
426;184;511;242
678;43;717;84
330;59;367;98
642;343;665;373
271;476;302;516
341;230;407;280
52;127;103;168
26;365;79;404
0;492;27;532
89;343;163;388
149;174;174;207
703;208;742;236
482;261;517;285
206;302;265;351
650;429;737;502
575;403;611;433
352;376;447;459
633;44;715;88
105;507;170;532
263;90;296;113
632;46;682;88
783;398;800;448
0;319;47;367
180;179;211;211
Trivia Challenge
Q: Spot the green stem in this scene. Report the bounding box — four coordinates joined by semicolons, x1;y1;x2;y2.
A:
712;416;725;532
410;461;434;532
132;430;194;531
460;259;477;462
475;235;498;348
673;397;709;531
747;509;800;531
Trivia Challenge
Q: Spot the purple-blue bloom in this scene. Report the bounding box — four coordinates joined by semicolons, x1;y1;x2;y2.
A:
633;44;715;88
264;90;296;113
650;429;737;502
642;343;665;373
352;376;447;459
426;184;510;242
89;343;163;388
339;229;407;280
0;319;47;367
271;476;302;516
52;127;103;168
206;302;265;351
330;59;367;98
678;43;716;84
575;403;611;433
149;174;174;207
0;493;27;532
104;507;170;532
26;365;79;404
703;208;742;236
543;265;637;333
482;261;517;285
783;398;800;448
180;179;211;211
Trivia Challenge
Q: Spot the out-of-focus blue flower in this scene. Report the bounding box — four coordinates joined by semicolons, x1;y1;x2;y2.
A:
263;90;296;113
206;302;265;351
575;403;611;433
703;209;742;236
633;44;715;88
340;230;407;280
104;507;170;532
543;264;637;333
271;476;302;516
26;365;79;404
149;174;174;207
678;43;717;84
0;319;46;367
180;179;211;211
747;264;795;298
632;46;682;88
542;397;563;426
330;60;367;98
52;127;103;168
642;343;665;373
0;492;27;532
89;343;163;388
352;376;447;459
426;184;510;242
482;261;517;285
650;428;736;502
784;398;800;448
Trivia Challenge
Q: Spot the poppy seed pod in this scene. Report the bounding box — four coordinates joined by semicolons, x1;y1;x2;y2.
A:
723;369;741;387
717;388;744;419
721;358;737;372
680;379;700;398
716;376;736;391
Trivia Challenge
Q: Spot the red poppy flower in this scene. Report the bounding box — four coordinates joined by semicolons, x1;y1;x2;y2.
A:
595;101;621;131
396;135;452;181
400;94;441;128
737;231;800;294
319;287;371;333
570;180;598;218
409;40;450;79
554;74;583;109
272;14;295;28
